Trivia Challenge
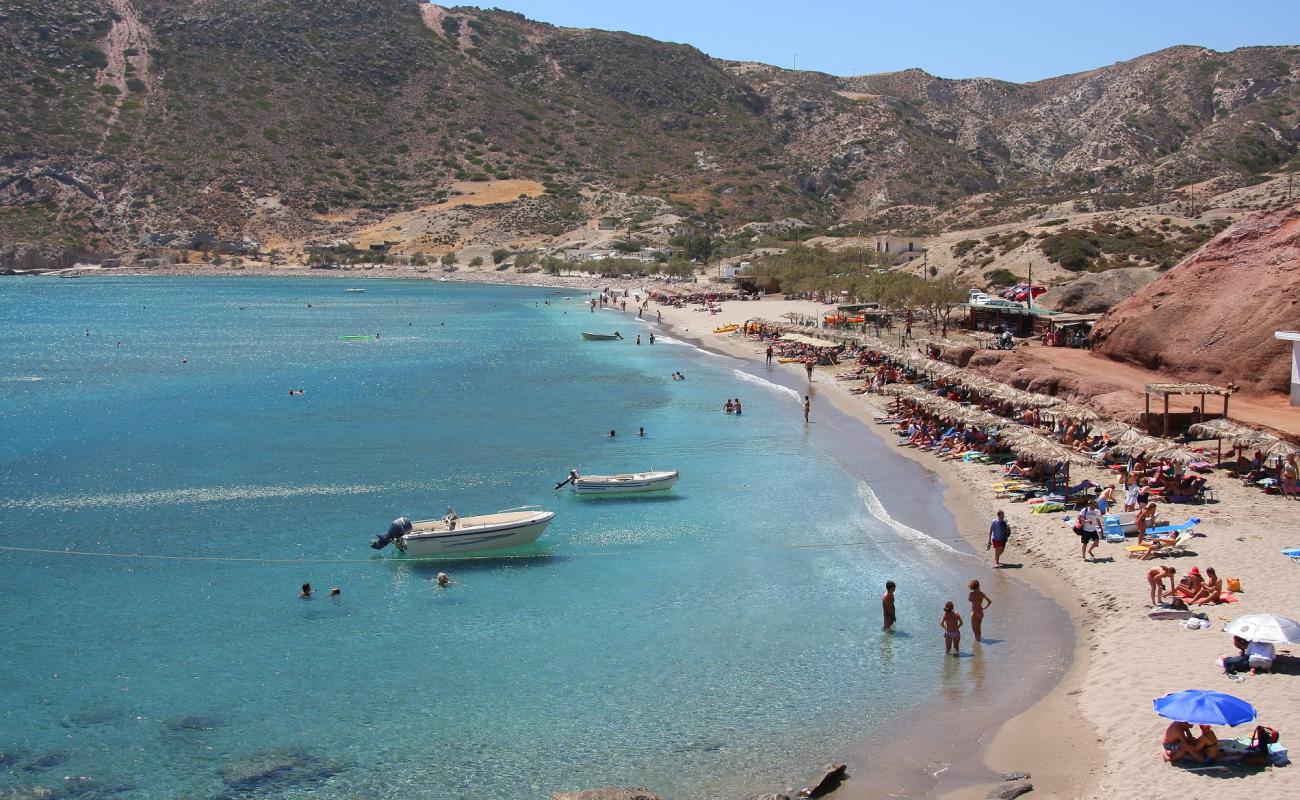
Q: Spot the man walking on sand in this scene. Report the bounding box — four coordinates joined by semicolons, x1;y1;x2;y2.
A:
882;580;897;631
988;510;1010;567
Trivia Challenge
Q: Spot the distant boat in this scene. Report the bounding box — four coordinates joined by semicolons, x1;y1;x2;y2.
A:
582;332;623;341
345;287;365;293
560;469;679;495
60;272;81;279
371;509;555;556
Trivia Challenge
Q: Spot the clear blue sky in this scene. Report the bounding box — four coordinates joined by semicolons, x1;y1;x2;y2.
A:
471;0;1300;82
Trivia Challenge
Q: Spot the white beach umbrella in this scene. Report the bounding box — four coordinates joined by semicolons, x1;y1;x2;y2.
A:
1223;613;1300;644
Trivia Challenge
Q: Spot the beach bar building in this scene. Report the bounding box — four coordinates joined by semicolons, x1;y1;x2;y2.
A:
1277;331;1300;406
1142;383;1232;437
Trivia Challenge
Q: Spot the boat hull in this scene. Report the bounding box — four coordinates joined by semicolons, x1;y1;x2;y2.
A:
581;332;620;341
399;510;554;556
571;470;679;495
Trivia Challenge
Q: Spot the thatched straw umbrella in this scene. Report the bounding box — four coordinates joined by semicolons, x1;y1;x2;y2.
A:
1040;402;1100;423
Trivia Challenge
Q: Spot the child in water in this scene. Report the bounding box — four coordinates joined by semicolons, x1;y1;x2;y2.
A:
940;601;963;656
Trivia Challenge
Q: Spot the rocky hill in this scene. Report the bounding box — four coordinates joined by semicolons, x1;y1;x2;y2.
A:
1;0;1299;265
1090;203;1300;393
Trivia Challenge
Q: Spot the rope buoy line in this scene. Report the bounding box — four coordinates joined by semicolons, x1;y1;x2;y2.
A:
0;529;992;566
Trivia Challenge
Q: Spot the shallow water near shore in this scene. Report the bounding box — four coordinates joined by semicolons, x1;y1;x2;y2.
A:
2;277;1047;799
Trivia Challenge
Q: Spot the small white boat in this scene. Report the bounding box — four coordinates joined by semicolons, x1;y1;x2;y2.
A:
562;469;679;495
345;287;366;293
371;509;554;556
581;332;622;341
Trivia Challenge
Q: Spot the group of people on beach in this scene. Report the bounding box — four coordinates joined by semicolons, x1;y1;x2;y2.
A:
881;578;992;656
724;398;743;415
1147;564;1232;607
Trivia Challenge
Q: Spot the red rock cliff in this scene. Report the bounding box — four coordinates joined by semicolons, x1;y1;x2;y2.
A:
1090;204;1300;394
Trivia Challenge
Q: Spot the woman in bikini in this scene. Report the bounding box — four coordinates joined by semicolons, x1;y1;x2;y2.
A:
940;601;963;656
1190;567;1223;605
1147;565;1176;606
968;580;992;642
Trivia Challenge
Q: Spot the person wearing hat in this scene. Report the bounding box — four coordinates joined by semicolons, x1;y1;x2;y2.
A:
1176;567;1205;600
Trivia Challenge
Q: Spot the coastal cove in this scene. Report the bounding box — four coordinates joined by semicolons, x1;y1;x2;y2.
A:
2;275;1063;800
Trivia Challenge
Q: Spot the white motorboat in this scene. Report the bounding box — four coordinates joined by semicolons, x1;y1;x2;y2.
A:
560;469;679;495
371;509;554;556
345;287;366;293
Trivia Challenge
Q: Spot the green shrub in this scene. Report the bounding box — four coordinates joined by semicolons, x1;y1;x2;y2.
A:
469;256;483;267
953;238;979;257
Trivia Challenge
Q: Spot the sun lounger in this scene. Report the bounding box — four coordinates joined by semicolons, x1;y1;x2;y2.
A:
1146;518;1202;537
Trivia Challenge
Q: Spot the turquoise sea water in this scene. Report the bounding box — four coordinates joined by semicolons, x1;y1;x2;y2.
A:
1;277;997;800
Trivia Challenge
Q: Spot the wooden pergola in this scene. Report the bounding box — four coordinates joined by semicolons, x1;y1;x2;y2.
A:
1144;382;1232;437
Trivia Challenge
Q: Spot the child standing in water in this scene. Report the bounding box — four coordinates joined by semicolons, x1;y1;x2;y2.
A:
940;601;963;656
968;580;991;642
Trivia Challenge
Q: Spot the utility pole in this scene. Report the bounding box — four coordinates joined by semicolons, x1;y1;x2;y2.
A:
922;251;928;282
1027;260;1033;309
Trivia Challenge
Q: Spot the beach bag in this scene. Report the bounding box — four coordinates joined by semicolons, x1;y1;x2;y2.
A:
1243;726;1280;766
1227;577;1242;592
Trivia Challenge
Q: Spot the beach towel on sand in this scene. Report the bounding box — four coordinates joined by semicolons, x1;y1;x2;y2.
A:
1031;501;1065;514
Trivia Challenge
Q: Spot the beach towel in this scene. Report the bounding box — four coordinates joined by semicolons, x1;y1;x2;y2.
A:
1148;608;1193;620
1031;501;1064;514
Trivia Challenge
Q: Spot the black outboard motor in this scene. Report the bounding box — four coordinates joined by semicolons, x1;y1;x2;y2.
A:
371;516;412;550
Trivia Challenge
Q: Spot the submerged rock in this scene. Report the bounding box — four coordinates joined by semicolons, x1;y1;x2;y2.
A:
550;788;664;800
58;777;135;799
797;763;846;799
0;788;58;800
19;751;68;773
987;781;1033;800
61;708;124;728
217;748;347;796
0;747;31;767
743;794;792;800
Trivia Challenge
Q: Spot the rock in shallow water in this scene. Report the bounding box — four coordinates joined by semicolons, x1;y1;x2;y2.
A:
217;747;348;796
19;751;68;773
549;788;664;800
987;782;1033;800
797;763;846;799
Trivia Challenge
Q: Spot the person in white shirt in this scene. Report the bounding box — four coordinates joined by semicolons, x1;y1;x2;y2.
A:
1246;640;1276;674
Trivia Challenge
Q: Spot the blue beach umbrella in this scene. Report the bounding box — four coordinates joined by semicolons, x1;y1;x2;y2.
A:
1153;690;1257;727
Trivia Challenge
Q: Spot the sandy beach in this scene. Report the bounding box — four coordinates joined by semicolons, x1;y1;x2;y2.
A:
651;295;1300;800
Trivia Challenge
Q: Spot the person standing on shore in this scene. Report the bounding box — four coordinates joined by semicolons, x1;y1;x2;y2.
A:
987;510;1010;567
882;580;897;631
940;601;963;656
766;345;774;366
805;360;814;381
968;580;991;642
803;395;811;423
